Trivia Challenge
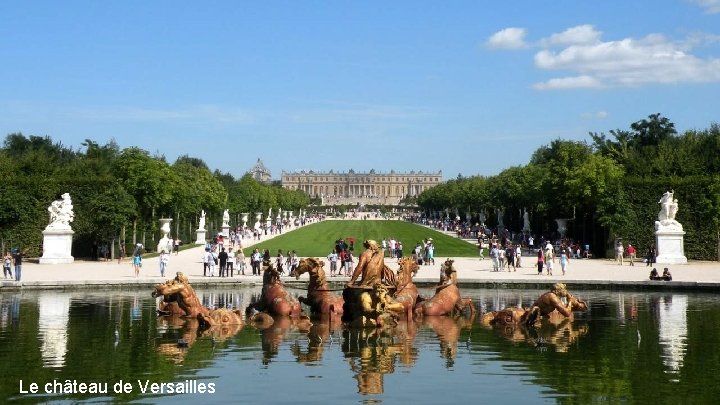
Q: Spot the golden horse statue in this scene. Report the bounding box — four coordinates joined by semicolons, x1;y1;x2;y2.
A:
392;257;419;317
152;272;243;328
414;259;474;317
480;283;588;327
248;261;303;317
291;257;344;319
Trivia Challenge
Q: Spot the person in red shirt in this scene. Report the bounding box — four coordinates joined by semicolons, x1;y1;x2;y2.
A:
626;244;637;266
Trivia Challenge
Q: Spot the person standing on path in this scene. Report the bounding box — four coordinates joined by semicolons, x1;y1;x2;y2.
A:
132;253;142;277
536;249;545;275
218;248;228;277
159;250;169;277
3;251;12;279
646;244;656;267
11;248;27;281
627;244;636;266
615;241;624;265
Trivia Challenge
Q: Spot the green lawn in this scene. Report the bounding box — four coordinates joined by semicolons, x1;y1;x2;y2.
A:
242;220;479;258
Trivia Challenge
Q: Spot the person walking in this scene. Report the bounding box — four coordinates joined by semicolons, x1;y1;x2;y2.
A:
251;248;262;275
559;244;569;275
615;241;624;265
159;250;169;278
344;250;354;277
218;247;228;277
627;244;637;266
202;248;212;276
536;248;545;275
275;249;285;275
227;248;235;277
3;251;12;279
327;250;338;276
646;244;656;267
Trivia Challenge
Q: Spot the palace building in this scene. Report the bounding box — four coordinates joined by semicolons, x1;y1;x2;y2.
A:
248;158;272;184
281;169;442;205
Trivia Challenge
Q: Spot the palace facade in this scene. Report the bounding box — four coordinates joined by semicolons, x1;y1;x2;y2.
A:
281;169;442;205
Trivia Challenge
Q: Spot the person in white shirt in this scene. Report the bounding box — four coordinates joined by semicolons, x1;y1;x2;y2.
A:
227;249;236;276
327;251;338;276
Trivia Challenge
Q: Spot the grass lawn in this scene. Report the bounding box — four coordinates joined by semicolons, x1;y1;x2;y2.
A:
242;220;479;258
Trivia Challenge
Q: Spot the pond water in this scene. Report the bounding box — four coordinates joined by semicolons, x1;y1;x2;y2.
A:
1;286;718;404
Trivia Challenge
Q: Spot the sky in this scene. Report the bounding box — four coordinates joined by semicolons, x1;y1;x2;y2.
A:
1;1;719;180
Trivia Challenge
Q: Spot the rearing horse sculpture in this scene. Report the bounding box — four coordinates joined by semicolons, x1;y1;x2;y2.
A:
392;257;419;317
152;272;243;327
248;261;303;317
414;259;474;317
291;257;344;319
480;283;588;327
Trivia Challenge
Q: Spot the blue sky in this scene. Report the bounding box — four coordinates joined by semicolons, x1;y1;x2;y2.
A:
1;1;719;179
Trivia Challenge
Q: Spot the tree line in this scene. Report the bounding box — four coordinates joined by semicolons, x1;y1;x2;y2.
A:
0;134;309;257
417;114;720;260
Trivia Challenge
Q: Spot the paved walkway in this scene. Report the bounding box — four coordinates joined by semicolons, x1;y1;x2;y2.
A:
2;221;719;290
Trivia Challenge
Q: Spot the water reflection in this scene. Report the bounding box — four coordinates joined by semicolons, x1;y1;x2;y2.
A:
38;294;70;368
1;288;718;404
657;295;687;377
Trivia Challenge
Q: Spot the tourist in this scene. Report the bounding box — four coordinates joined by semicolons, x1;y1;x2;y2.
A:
515;244;522;267
490;244;499;272
425;238;435;265
207;249;217;277
662;268;672;281
3;251;12;279
289;250;299;274
477;237;485;260
559;244;569;275
276;249;285;275
218;247;228;277
498;245;506;270
649;268;660;280
615;241;624;265
536;248;545;275
327;250;338;276
227;248;235;276
505;243;516;272
344;250;354;276
173;238;181;255
396;241;403;260
646;244;656;266
237;249;246;275
544;243;554;275
626;244;637;266
251;248;261;275
159;250;169;277
263;249;271;263
132;251;142;277
117;242;125;264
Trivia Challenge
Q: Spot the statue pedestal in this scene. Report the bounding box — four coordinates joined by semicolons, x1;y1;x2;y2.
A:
655;228;687;264
156;237;172;253
39;228;75;264
195;229;207;245
221;225;230;238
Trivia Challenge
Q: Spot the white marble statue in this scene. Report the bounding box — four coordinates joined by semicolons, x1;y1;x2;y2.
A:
222;209;230;227
198;210;206;230
656;191;682;231
46;193;74;230
523;209;531;232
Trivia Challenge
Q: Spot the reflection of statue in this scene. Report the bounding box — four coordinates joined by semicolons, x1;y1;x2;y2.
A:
152;272;243;327
222;209;230;226
198;210;206;230
46;193;74;229
656;191;682;230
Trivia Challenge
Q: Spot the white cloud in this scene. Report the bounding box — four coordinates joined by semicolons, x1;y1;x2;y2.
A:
532;31;720;90
541;24;602;46
581;111;609;120
486;27;527;49
690;0;720;14
532;75;603;90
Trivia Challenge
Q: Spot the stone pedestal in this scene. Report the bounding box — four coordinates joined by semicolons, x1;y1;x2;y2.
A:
39;228;75;264
221;225;230;238
655;229;687;264
195;229;207;245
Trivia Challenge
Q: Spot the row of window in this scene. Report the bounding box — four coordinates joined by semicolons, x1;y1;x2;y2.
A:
282;176;439;183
